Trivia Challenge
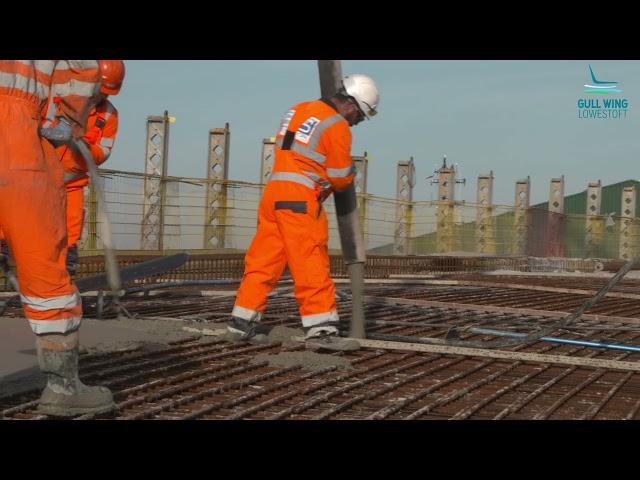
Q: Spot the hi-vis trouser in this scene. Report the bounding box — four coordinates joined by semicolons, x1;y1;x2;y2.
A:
0;97;81;334
233;179;339;338
64;177;86;247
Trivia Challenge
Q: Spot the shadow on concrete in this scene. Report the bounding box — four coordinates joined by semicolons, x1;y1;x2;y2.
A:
0;365;44;400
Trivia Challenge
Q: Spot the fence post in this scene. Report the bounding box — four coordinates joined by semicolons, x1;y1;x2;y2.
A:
585;180;602;258
512;176;530;255
394;157;415;255
260;137;276;187
436;158;456;253
82;182;98;250
141;111;170;250
476;171;496;254
619;186;637;260
203;124;230;249
547;175;565;257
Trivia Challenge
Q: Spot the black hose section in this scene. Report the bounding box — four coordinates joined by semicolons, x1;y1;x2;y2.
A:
68;139;122;314
123;279;240;295
334;184;366;265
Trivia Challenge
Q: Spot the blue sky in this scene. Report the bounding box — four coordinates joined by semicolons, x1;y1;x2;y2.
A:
110;60;640;206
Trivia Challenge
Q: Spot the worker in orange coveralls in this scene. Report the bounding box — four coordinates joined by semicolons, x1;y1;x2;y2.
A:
228;74;380;352
1;60;123;276
0;60;118;417
42;60;124;276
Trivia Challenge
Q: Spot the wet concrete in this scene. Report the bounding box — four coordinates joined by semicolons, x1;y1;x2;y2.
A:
251;351;353;372
267;325;305;347
0;315;195;397
194;322;306;348
182;322;352;371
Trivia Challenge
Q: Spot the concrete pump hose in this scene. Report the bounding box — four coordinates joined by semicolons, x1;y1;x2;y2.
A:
317;60;367;339
70;139;122;300
334;183;366;265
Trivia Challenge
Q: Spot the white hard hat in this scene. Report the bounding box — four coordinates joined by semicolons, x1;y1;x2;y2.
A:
342;74;379;119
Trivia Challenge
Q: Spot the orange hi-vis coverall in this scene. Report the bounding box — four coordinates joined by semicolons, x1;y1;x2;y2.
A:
43;98;118;247
0;60;100;335
233;98;355;338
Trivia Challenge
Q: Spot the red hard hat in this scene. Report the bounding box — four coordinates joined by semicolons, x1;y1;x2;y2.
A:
99;60;125;95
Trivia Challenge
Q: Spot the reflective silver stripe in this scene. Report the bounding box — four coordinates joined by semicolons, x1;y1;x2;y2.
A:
32;60;56;74
53;60;99;75
269;172;316;189
301;310;340;328
275;137;283;147
50;61;99;98
21;291;81;312
306;114;343;151
232;305;263;322
278;109;295;135
52;80;99;99
68;60;99;70
287;114;343;164
326;165;354;178
97;103;115;161
305;325;339;339
0;71;49;100
302;171;332;190
99;145;111;161
100;137;114;148
64;171;88;183
102;101;115;121
291;143;326;163
28;317;82;335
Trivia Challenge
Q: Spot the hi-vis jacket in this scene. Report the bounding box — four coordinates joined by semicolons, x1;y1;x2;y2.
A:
0;60;99;138
272;98;354;198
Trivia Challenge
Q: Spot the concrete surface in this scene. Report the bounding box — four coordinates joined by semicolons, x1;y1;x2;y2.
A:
0;315;195;398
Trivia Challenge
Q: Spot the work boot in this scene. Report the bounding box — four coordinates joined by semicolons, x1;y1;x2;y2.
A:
66;244;79;276
226;317;272;344
36;330;115;417
305;331;360;352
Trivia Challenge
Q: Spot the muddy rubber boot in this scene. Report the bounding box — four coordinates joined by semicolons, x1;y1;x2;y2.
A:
305;331;360;352
36;331;115;417
226;317;272;345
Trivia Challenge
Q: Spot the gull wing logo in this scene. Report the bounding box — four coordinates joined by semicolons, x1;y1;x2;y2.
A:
584;65;622;94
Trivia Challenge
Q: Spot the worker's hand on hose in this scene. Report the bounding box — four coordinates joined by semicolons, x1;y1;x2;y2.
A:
83;127;101;145
39;117;73;146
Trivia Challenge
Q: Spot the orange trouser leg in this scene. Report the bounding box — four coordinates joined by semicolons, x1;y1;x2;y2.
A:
0;97;81;335
234;181;338;336
234;184;288;321
273;184;338;336
66;183;85;247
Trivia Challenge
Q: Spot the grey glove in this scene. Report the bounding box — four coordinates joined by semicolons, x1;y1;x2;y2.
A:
39;117;73;145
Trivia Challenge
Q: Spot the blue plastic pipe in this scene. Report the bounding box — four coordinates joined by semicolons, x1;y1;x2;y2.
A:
470;327;640;353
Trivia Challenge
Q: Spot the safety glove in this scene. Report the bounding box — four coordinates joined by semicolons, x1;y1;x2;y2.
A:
39;117;73;146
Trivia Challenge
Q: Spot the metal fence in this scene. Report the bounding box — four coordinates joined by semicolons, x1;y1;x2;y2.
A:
77;169;639;261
